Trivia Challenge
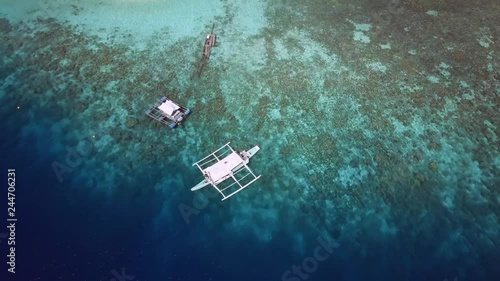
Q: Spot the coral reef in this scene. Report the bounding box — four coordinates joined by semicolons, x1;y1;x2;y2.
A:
0;0;498;279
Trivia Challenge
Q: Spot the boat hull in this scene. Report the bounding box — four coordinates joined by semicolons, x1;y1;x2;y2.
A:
191;145;260;191
246;145;260;157
191;180;210;191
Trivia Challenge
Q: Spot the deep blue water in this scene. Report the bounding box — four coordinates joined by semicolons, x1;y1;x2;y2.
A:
1;126;498;281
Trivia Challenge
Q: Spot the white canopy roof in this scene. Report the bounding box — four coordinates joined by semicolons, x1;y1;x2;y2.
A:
203;152;243;183
158;100;180;116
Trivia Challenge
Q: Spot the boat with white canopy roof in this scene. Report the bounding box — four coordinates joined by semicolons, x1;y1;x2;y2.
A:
192;142;261;200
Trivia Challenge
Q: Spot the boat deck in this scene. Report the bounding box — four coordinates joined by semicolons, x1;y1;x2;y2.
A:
145;96;191;128
193;142;261;200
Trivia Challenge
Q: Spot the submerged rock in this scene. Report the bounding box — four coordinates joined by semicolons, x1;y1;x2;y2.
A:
0;18;12;34
428;161;438;171
75;101;89;112
126;117;139;128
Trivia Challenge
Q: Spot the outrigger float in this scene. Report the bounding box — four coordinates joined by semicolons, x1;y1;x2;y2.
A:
145;96;191;128
192;142;261;201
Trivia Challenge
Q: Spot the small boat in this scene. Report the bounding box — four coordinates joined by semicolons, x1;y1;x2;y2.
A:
193;24;218;78
145;96;191;128
203;24;217;59
192;142;261;200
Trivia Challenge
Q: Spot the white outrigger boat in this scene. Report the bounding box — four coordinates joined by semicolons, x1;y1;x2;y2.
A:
192;142;261;201
146;96;191;128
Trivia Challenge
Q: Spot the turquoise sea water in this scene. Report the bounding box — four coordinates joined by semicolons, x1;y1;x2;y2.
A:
0;0;499;280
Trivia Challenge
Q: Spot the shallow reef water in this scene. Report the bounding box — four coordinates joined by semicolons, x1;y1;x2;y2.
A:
0;0;499;280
